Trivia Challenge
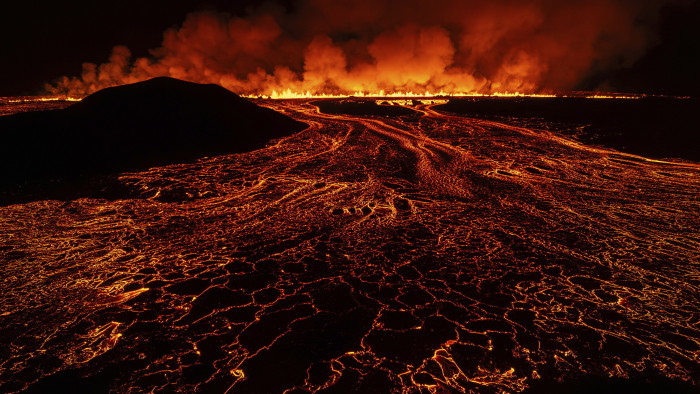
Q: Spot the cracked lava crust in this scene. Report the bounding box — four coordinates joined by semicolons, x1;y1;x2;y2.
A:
1;97;699;393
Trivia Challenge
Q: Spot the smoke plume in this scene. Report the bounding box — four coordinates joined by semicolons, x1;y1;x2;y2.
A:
46;0;673;96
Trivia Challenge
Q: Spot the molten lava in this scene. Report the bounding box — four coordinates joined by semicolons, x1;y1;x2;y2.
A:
0;95;698;393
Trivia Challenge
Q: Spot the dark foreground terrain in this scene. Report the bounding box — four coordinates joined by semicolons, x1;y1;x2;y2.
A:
0;89;699;393
435;96;700;162
0;77;306;204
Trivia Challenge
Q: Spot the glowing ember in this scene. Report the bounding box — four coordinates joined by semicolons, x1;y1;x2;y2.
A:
7;97;81;103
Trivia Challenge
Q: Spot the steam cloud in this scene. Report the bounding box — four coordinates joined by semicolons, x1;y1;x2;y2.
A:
46;0;673;96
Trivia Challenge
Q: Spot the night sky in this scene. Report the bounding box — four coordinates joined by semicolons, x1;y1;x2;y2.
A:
1;0;269;95
1;0;699;97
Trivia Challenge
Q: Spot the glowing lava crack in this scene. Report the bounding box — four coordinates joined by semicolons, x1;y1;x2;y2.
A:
0;95;699;393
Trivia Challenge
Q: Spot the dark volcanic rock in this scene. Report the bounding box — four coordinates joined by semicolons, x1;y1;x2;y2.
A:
0;77;307;199
312;100;416;116
435;97;700;162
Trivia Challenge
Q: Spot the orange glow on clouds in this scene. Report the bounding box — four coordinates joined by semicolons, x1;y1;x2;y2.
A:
44;0;671;97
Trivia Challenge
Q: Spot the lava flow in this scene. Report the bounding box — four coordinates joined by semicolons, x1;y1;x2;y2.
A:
1;97;699;393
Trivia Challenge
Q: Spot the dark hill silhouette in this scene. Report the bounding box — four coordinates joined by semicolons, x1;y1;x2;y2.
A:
0;77;307;203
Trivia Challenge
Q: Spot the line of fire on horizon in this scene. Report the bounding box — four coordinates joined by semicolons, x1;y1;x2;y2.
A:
5;91;660;103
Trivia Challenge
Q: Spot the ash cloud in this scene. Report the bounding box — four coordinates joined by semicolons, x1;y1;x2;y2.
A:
46;0;675;96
